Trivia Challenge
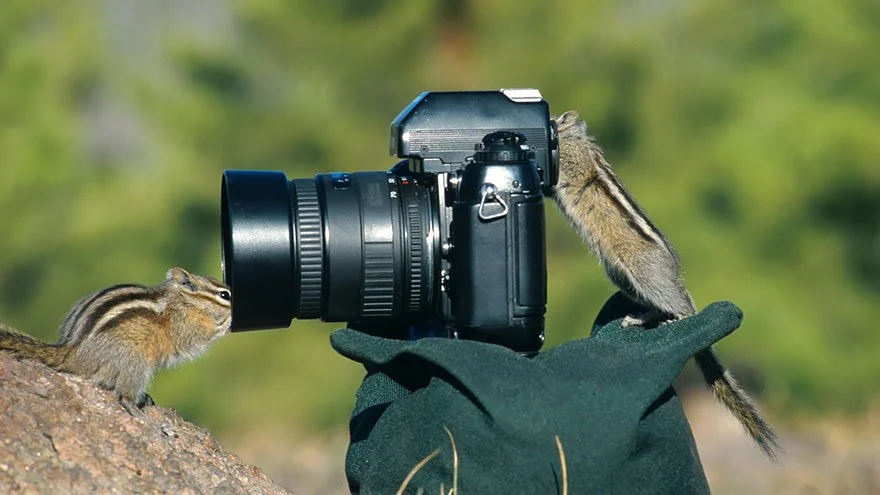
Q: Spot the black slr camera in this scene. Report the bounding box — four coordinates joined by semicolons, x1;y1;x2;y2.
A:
221;89;559;352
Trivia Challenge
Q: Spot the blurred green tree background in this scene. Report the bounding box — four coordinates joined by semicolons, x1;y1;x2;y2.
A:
1;0;878;479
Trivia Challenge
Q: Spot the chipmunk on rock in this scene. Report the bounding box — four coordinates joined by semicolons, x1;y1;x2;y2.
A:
552;111;781;459
0;267;231;415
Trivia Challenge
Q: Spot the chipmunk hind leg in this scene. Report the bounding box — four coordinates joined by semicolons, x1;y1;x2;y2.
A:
608;247;696;327
71;341;153;415
115;366;154;415
695;348;781;459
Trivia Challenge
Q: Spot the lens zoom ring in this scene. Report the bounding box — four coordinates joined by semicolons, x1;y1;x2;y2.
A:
294;180;323;318
406;199;423;312
363;243;394;316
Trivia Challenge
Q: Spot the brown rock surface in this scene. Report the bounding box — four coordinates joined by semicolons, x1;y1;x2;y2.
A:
0;353;292;494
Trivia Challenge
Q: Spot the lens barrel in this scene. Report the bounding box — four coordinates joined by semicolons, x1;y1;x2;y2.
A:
221;169;436;331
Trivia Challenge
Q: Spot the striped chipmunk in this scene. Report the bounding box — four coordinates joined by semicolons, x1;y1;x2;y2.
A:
0;267;231;415
552;111;781;459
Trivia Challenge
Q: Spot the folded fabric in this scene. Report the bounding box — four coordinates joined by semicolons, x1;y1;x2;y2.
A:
333;292;743;494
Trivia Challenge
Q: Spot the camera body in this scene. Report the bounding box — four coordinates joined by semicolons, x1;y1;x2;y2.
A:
221;89;558;352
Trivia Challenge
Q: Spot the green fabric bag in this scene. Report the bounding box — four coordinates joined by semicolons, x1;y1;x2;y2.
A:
332;293;744;494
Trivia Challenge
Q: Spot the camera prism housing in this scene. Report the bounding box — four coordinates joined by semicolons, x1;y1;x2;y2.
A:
221;89;558;352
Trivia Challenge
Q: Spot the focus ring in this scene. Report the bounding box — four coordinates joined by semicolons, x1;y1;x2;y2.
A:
406;192;423;313
362;243;394;316
293;179;323;318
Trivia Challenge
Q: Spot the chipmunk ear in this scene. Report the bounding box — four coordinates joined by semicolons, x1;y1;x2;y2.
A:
554;110;579;126
555;110;588;138
166;267;193;287
557;109;585;126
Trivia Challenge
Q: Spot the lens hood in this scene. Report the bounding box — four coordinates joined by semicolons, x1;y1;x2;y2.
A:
221;170;297;330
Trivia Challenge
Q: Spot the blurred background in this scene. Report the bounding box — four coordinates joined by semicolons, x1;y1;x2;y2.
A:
1;0;878;492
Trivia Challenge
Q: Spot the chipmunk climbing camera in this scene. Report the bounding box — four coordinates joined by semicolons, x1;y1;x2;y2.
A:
221;89;559;352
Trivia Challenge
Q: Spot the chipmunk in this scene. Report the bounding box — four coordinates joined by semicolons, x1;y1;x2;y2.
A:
552;111;781;459
0;267;231;415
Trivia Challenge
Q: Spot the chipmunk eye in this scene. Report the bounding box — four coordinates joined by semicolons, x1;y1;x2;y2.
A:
218;290;231;301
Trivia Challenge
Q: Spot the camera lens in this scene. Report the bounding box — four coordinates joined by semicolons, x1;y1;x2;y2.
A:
221;169;437;331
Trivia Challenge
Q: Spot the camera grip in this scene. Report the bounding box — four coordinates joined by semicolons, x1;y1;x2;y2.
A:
451;165;546;352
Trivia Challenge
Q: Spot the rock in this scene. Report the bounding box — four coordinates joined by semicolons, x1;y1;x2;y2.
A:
0;353;292;494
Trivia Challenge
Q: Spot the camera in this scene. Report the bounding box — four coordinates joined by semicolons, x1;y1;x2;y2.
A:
221;89;558;352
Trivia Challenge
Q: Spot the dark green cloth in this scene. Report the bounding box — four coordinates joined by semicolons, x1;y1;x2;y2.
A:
332;293;744;494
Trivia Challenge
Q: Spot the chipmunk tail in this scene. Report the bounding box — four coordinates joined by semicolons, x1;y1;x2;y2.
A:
695;348;782;461
0;323;70;369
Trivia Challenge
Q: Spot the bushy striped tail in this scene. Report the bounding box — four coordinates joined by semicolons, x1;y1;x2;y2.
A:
695;347;782;460
0;323;70;369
